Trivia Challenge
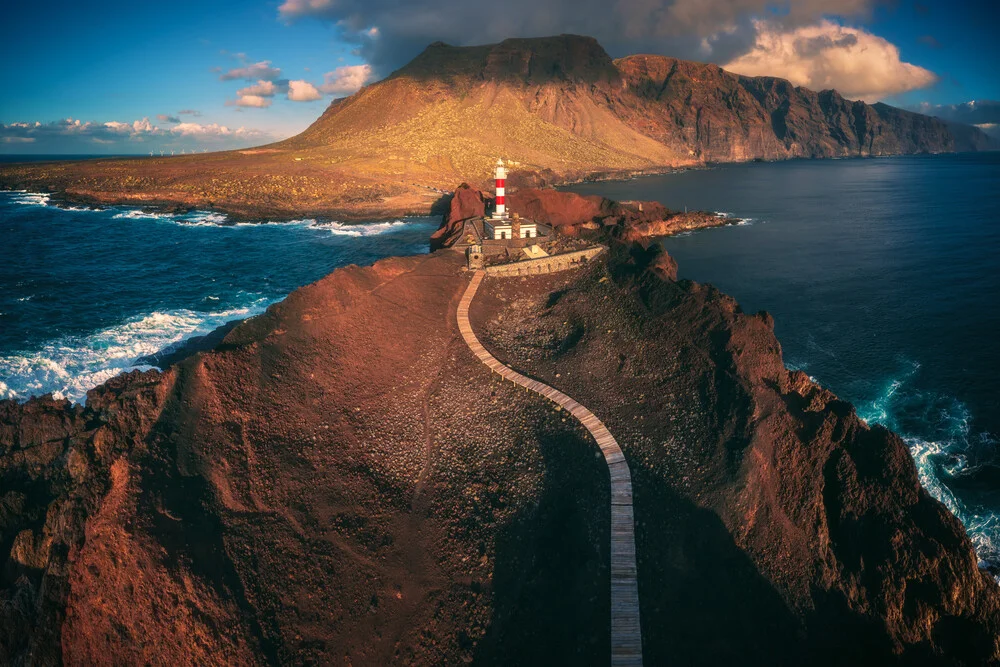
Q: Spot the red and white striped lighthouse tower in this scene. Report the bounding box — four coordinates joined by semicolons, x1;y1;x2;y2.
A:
492;158;507;219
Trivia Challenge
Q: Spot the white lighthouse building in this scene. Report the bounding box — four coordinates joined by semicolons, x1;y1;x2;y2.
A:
484;159;537;241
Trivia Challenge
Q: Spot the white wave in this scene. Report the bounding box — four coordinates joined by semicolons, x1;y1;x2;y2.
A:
856;364;1000;574
2;190;103;211
713;211;731;219
231;218;317;228
908;434;1000;573
311;220;410;237
184;211;229;225
112;209;174;221
0;300;271;405
112;208;230;225
7;191;52;207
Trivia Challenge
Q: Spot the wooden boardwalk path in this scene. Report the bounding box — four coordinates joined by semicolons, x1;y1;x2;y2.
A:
457;270;643;666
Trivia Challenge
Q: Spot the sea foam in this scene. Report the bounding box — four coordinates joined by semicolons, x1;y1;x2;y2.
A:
312;220;410;237
856;363;1000;576
0;300;270;405
113;209;230;225
8;191;52;207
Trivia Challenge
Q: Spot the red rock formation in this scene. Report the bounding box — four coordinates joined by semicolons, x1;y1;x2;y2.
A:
427;186;731;243
2;245;999;665
429;183;486;250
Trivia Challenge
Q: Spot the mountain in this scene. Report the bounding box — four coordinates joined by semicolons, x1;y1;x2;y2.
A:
3;241;999;665
0;35;995;219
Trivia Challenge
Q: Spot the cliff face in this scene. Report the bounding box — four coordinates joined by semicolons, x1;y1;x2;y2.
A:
1;35;994;220
614;54;970;160
290;35;993;179
2;244;998;664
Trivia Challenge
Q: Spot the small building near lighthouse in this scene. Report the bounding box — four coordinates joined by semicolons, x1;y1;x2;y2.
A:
483;159;538;241
451;158;575;270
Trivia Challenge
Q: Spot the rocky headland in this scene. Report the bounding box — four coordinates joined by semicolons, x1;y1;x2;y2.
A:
1;34;996;221
2;222;999;663
430;182;737;251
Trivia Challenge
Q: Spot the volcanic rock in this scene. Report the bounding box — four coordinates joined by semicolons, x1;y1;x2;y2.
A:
1;246;998;665
429;182;486;251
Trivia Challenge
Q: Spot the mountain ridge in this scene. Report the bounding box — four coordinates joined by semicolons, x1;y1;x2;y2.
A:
0;34;994;219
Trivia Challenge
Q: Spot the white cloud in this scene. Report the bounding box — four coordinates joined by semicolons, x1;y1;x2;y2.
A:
287;79;322;101
723;20;937;102
170;122;260;138
102;118;157;134
220;60;282;81
0;117;272;152
319;64;372;96
237;80;278;97
232;95;273;108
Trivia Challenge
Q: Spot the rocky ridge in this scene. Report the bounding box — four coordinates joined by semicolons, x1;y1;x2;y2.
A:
1;236;998;664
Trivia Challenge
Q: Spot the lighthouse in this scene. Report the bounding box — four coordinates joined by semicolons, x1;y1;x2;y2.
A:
492;158;507;219
483;158;538;241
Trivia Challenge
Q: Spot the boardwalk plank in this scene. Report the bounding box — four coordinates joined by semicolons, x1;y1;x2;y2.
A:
457;271;643;666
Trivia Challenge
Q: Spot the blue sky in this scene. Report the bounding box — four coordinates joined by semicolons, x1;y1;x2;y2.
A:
1;0;997;154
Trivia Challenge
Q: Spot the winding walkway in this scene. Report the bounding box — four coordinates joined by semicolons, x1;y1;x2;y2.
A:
457;270;643;666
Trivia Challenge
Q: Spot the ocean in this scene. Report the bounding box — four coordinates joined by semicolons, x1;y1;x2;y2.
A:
0;191;436;404
566;152;1000;572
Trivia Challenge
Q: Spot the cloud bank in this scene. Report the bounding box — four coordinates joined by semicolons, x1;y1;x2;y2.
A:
0;118;272;153
723;20;937;102
277;0;877;72
274;0;936;103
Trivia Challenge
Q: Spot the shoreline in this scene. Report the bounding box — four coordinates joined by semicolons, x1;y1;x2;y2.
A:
4;150;982;224
0;188;444;226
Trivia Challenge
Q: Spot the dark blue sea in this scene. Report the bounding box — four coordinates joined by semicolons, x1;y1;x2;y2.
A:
0;192;436;403
566;153;1000;571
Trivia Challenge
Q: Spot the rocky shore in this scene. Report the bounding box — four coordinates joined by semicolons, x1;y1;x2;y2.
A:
431;183;738;250
2;228;998;664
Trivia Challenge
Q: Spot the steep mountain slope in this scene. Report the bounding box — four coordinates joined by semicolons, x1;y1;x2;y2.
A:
0;35;993;219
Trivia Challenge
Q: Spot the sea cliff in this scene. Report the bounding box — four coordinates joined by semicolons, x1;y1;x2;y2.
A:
1;233;998;664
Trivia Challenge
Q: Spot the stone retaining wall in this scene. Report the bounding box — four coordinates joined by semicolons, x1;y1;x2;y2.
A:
484;246;605;277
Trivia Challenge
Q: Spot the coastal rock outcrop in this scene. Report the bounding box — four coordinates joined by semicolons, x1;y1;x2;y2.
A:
1;245;998;665
429;182;486;251
429;185;735;246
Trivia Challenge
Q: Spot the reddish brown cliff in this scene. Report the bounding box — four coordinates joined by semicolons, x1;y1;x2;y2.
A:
1;245;998;665
429;183;486;250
